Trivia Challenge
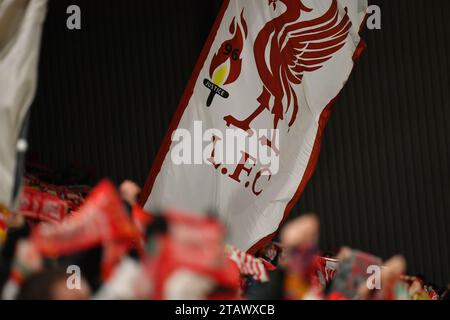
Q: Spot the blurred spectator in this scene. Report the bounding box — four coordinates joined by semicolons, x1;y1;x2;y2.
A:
0;178;447;300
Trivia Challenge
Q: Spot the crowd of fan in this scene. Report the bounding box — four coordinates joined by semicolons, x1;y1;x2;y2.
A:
0;169;449;300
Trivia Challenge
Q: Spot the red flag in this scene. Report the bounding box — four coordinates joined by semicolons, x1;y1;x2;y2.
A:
32;180;138;257
149;211;240;299
313;256;339;288
227;245;274;282
19;187;68;222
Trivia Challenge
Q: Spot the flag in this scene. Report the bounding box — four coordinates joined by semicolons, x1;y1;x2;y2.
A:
19;186;68;222
141;0;368;252
314;256;339;288
226;245;274;283
32;180;139;257
0;0;47;210
148;210;240;299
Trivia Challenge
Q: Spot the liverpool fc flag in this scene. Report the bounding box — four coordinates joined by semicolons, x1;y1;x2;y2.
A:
141;0;368;252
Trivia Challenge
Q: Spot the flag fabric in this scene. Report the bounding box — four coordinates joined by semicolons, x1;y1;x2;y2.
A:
31;180;139;257
314;256;339;288
19;186;68;222
141;0;368;252
226;245;274;283
0;0;47;210
148;210;241;299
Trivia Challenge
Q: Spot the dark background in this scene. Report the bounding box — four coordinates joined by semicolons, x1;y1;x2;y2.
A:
28;0;450;285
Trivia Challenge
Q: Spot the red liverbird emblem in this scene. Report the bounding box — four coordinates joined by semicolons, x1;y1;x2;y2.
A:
224;0;352;133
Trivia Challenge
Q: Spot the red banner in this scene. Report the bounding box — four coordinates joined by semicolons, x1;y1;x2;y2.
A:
19;187;68;222
32;180;139;256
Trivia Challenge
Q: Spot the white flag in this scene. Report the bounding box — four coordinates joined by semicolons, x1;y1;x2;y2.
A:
142;0;368;252
0;0;47;209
